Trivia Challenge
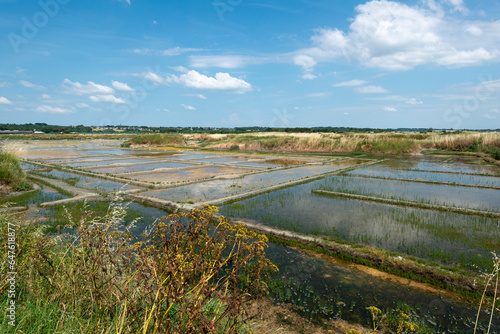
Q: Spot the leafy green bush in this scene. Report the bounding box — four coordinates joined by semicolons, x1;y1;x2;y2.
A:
0;151;31;191
466;140;482;152
229;144;240;151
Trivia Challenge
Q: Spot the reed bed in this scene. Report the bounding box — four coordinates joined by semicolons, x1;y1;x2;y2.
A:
426;132;500;151
206;133;420;154
173;131;500;157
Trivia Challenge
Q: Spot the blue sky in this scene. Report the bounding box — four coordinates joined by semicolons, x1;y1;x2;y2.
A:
1;0;500;129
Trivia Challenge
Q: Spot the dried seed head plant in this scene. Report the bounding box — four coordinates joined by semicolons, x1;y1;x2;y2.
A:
0;198;277;333
474;252;500;334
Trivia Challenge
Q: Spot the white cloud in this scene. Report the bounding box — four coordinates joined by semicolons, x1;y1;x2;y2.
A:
171;66;189;73
42;94;51;99
112;81;134;92
333;80;367;87
184;94;207;100
35;105;71;113
481;79;500;91
89;95;127;104
169;70;252;93
0;82;11;87
76;103;90;108
296;0;500;71
294;54;317;72
181;104;196;110
135;72;167;85
63;79;114;95
294;54;317;78
436;48;493;66
190;55;266;68
355;85;388;93
131;47;201;56
121;0;131;5
368;95;423;104
445;0;468;13
19;80;45;90
492;108;500;113
406;98;423;104
465;25;482;36
0;97;13;104
305;92;331;97
384;106;398;112
484;114;496;119
302;74;317;80
135;69;252;93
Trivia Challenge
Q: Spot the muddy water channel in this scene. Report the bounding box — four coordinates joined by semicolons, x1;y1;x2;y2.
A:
2;140;499;332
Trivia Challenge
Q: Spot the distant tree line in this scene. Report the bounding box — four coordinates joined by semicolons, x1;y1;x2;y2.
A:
1;123;498;134
0;123;92;133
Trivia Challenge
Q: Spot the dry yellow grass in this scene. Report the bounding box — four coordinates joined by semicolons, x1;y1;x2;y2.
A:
197;132;420;154
183;131;499;155
425;132;500;150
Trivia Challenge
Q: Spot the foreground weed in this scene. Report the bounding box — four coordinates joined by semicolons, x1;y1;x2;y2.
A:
474;252;500;334
349;305;421;334
0;199;277;333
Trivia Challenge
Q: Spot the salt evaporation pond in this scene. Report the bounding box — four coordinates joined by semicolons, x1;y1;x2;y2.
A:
142;161;366;203
380;160;500;176
220;179;500;272
346;164;500;187
36;169;139;192
316;176;500;212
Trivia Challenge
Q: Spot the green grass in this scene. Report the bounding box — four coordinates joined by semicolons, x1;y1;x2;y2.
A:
360;137;417;154
27;176;73;197
40;201;143;233
29;171;81;189
0;189;38;207
123;133;185;146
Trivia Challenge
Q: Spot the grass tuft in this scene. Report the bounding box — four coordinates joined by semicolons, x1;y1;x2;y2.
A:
123;133;185;147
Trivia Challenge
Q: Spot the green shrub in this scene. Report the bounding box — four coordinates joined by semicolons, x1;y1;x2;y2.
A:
491;150;500;160
466;140;482;152
0;151;31;191
229;144;240;151
125;133;185;146
11;180;32;191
